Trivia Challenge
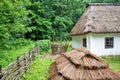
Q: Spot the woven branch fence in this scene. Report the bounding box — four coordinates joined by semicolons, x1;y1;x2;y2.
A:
0;46;40;80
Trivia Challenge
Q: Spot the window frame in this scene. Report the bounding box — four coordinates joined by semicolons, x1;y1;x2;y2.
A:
83;38;87;47
105;37;114;49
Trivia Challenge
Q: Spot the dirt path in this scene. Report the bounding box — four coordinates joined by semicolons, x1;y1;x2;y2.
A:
41;54;61;59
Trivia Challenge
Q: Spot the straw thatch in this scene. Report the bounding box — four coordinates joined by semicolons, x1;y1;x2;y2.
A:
70;3;120;36
49;48;120;80
51;44;68;54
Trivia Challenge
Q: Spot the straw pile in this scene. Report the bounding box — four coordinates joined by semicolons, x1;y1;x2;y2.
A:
51;44;68;54
49;48;120;80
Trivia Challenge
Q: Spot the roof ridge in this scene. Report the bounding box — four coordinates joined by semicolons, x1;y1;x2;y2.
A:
87;3;120;7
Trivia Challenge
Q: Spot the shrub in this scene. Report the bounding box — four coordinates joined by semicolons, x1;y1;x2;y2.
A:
2;38;32;50
35;40;51;54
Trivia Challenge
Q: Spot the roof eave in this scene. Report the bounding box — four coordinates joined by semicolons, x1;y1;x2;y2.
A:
70;32;120;36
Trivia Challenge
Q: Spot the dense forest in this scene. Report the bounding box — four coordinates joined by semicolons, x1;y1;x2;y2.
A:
0;0;120;49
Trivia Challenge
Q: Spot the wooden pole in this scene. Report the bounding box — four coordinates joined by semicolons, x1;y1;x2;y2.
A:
24;54;27;72
0;65;3;79
17;56;20;68
29;51;32;63
37;46;40;55
32;50;35;61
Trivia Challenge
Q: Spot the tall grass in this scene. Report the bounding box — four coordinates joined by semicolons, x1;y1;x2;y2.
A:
103;56;120;72
21;56;54;80
0;42;34;68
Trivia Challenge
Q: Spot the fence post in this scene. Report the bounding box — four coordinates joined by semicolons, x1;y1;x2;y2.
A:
32;50;35;61
17;57;20;67
0;65;3;79
34;46;37;55
38;46;40;54
37;46;39;54
29;51;32;63
16;56;21;76
23;54;27;72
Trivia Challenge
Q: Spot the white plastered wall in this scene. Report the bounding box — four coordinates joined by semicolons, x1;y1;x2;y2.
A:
72;33;120;56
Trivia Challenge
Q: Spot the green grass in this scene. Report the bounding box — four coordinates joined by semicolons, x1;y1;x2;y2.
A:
0;42;35;68
103;56;120;72
22;55;120;80
21;56;54;80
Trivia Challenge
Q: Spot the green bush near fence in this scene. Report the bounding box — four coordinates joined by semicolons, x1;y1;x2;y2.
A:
35;40;51;54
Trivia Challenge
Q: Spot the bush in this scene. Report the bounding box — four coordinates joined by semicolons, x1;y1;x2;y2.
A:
35;40;51;54
2;38;32;50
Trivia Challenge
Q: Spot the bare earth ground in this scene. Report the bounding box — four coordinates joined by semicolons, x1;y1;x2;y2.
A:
41;54;61;59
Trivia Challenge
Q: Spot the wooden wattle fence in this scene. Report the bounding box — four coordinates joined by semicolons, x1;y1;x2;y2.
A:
0;46;40;80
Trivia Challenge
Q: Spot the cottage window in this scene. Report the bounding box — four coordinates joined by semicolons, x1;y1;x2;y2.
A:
105;37;114;48
83;38;87;47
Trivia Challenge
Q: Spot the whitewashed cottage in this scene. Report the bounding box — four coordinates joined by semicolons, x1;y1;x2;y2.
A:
70;3;120;56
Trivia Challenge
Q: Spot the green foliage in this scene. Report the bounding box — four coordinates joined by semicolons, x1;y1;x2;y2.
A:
0;0;29;48
67;42;73;51
25;1;52;40
25;0;78;40
3;38;32;50
0;42;34;67
22;57;54;80
35;40;51;53
103;56;120;72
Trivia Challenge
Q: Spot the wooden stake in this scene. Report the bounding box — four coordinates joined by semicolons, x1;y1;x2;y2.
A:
0;65;3;79
17;57;20;68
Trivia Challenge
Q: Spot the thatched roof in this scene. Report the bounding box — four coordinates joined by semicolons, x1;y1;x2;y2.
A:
49;48;120;80
70;3;120;36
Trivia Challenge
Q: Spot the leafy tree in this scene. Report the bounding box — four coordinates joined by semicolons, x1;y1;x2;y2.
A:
25;0;74;40
0;0;28;49
25;1;52;40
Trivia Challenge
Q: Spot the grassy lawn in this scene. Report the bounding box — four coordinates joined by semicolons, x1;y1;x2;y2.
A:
21;56;54;80
103;56;120;72
21;55;120;80
0;42;35;68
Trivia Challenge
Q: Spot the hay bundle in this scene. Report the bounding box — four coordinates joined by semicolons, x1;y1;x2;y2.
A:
51;44;68;54
49;48;120;80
